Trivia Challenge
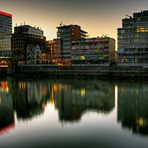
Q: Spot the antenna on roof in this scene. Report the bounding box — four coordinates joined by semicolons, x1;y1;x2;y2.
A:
105;34;108;37
126;15;132;18
60;21;63;26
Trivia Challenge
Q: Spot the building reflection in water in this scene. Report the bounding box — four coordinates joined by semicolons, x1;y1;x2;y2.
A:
0;79;14;135
117;82;148;136
52;80;115;122
12;80;50;120
1;78;148;137
0;78;116;134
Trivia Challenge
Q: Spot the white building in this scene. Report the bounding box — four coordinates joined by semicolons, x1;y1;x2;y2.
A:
27;44;41;64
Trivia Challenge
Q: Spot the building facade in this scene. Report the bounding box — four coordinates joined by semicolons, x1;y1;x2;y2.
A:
53;24;87;65
27;44;41;64
52;38;62;64
0;11;12;55
118;10;148;65
71;37;115;65
12;25;47;64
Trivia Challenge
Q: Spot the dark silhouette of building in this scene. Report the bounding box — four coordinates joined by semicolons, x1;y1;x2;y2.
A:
12;25;46;64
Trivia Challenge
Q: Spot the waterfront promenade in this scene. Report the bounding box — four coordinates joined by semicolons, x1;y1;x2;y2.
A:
1;64;148;79
9;64;148;79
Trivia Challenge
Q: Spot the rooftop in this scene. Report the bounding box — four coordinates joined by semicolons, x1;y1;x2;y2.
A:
0;11;12;17
15;25;43;31
57;24;88;33
57;24;80;29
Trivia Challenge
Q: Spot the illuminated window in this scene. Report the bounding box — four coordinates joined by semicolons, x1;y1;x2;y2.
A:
136;27;148;33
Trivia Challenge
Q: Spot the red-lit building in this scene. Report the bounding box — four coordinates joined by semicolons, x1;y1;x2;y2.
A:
52;38;62;64
0;11;12;52
46;40;53;63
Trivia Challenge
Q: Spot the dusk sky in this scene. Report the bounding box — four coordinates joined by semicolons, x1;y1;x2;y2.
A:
1;0;148;43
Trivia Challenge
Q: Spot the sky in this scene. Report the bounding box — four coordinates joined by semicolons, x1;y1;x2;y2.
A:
1;0;148;43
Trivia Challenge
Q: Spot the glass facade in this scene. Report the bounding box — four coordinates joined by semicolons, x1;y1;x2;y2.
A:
0;12;12;52
118;10;148;64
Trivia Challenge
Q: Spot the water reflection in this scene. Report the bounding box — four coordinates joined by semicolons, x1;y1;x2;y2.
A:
0;80;14;135
118;82;148;136
0;78;115;133
0;78;148;137
12;80;50;120
53;80;115;122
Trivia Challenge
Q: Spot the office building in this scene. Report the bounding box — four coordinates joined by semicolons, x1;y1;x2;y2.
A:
53;24;88;65
12;25;46;64
118;10;148;65
71;37;115;65
0;11;12;56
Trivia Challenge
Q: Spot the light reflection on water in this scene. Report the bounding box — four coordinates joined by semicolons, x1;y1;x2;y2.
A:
0;78;148;148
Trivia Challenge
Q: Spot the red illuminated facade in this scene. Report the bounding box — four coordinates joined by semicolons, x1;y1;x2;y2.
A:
0;11;12;52
0;11;12;17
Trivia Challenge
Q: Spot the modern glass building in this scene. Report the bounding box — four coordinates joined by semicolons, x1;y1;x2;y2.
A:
118;10;148;65
0;11;12;51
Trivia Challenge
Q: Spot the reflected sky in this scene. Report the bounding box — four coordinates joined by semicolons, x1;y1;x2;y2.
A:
1;0;148;41
0;78;148;148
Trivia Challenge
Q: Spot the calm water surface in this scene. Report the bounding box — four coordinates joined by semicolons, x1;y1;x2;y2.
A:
0;78;148;148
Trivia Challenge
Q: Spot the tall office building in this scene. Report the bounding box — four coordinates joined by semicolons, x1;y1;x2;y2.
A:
118;10;148;65
0;11;12;56
54;24;87;65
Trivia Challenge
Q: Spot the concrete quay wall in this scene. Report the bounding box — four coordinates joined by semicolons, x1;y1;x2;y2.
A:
14;64;148;79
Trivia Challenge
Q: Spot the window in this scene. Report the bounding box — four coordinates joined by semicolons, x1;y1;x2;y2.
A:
136;27;148;33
